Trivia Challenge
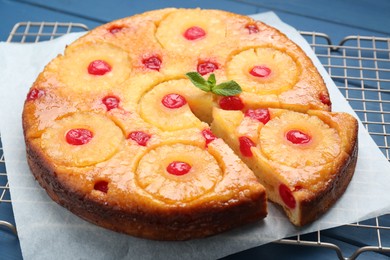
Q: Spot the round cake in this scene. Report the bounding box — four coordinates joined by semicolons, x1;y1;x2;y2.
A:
22;8;358;240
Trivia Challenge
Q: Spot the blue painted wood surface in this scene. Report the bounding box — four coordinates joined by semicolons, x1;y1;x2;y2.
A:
1;0;390;42
0;1;389;259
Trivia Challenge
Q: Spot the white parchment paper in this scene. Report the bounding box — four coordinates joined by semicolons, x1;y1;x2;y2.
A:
0;12;389;260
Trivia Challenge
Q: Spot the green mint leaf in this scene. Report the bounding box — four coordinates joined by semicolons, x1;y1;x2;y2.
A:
207;73;216;85
186;71;242;97
185;72;211;92
212;81;242;96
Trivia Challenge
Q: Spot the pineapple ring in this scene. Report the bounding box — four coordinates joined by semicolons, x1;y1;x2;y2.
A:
259;111;341;168
135;143;223;203
155;9;226;54
138;79;210;131
226;47;300;95
41;112;124;167
58;42;131;94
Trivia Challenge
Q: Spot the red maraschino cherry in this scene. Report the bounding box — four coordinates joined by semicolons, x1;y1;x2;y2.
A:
250;65;271;78
66;128;93;145
102;95;120;111
94;181;109;193
108;25;123;34
219;96;244;110
184;26;206;40
26;88;44;101
286;130;311;144
239;136;256;157
166;161;191;176
245;108;270;124
202;128;217;147
197;61;218;75
245;24;259;34
279;184;296;209
128;131;151;146
143;56;162;71
162;94;187;109
320;92;331;106
88;60;112;75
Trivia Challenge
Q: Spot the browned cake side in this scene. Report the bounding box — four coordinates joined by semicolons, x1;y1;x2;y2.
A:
298;142;358;225
26;135;267;240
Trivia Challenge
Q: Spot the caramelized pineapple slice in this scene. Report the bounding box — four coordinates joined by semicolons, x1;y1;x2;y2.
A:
226;47;300;95
139;79;212;131
260;111;341;168
213;108;347;183
23;88;78;139
156;9;226;54
41;112;124;167
58;42;131;94
135;143;223;203
67;8;176;51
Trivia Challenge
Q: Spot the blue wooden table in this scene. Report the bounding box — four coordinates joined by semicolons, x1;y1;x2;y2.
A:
1;0;389;44
1;1;390;259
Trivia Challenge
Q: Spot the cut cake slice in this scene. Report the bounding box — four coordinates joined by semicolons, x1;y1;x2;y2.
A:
211;107;358;226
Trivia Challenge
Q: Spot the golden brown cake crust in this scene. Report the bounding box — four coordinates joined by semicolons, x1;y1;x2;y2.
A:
22;8;354;239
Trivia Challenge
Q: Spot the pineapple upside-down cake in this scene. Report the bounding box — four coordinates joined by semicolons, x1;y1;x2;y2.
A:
22;8;358;240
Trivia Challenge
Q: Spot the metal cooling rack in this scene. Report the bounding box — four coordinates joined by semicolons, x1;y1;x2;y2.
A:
1;22;389;260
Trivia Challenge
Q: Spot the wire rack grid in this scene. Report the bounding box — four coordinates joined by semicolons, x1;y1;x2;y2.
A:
0;22;389;260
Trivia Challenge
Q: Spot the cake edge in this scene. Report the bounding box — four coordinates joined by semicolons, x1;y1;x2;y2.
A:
24;137;268;240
